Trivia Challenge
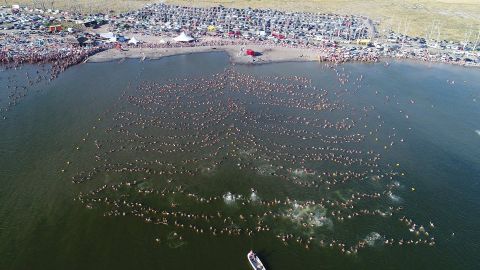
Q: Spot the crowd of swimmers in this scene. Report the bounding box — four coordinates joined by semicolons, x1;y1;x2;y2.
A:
60;67;436;254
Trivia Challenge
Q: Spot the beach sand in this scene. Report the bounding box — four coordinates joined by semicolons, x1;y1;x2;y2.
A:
87;45;321;64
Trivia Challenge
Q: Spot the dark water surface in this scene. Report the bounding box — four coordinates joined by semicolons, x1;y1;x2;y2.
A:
0;53;479;270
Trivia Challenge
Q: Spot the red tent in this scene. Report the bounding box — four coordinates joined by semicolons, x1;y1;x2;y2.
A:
246;49;255;56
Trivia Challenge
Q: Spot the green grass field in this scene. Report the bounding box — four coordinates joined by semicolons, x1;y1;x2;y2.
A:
6;0;480;42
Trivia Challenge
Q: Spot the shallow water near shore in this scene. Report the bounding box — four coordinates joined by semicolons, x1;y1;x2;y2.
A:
0;52;479;270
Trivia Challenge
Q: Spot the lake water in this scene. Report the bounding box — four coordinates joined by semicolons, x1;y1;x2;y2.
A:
0;52;479;270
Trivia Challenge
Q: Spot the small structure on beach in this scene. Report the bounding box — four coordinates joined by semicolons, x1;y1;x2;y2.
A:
128;37;139;45
246;49;255;56
117;36;128;43
76;36;88;46
173;32;194;43
100;32;115;40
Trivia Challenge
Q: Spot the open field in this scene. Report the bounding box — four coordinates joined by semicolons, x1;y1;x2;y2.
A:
5;0;480;41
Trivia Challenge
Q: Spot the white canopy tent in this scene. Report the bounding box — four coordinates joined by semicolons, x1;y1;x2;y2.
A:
128;37;139;45
173;32;194;42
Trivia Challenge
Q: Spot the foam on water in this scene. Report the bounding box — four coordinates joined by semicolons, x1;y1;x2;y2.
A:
475;130;480;137
364;232;384;247
388;191;403;203
284;201;333;231
167;231;187;249
222;192;242;204
292;168;307;177
200;164;216;175
290;168;315;178
256;164;276;176
238;148;257;157
250;190;259;202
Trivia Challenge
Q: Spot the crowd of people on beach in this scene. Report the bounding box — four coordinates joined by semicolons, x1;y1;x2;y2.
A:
0;32;111;77
125;37;381;63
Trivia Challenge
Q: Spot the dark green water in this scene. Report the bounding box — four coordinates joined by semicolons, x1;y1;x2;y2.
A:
0;53;479;270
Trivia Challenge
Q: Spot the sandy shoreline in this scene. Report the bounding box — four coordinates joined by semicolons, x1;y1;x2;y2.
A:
87;45;322;65
87;45;480;69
